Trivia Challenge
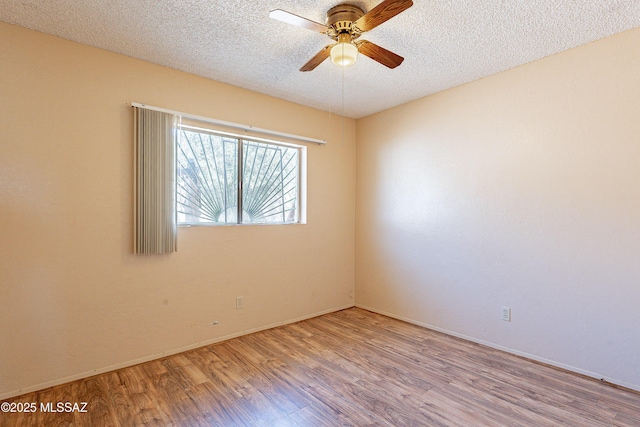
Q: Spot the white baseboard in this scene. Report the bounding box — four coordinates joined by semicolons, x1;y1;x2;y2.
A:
355;304;640;393
1;304;355;400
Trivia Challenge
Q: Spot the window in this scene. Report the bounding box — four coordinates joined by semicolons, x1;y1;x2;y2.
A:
176;125;303;225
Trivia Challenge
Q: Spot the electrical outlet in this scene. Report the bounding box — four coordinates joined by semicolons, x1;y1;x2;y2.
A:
236;296;244;310
501;306;511;322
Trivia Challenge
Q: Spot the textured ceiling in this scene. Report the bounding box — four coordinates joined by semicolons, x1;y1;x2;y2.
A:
2;1;640;118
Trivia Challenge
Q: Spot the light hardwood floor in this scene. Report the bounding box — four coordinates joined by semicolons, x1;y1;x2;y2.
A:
2;308;639;426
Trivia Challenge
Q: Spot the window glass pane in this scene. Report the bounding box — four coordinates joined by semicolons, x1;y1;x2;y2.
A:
176;127;301;226
242;141;299;224
176;128;238;224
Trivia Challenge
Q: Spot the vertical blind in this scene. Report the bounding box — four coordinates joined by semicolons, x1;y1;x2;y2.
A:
133;107;177;254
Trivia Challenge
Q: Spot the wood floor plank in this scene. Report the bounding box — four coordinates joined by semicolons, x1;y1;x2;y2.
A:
34;386;75;427
300;319;437;410
110;366;170;427
0;395;31;427
196;346;289;425
614;411;640;427
436;381;552;427
138;359;207;426
186;381;250;426
72;376;118;427
224;336;313;414
255;328;386;425
99;372;134;426
2;308;639;426
421;387;504;427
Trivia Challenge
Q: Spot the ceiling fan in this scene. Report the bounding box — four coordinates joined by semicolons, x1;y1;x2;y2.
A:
269;0;413;71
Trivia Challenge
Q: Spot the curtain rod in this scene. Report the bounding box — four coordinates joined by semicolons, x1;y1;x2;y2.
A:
130;102;326;145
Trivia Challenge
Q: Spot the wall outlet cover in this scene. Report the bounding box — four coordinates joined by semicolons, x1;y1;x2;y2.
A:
501;306;511;322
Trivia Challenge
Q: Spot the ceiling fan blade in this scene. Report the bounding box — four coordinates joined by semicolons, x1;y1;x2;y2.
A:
357;40;404;68
353;0;413;32
269;9;328;33
300;45;334;72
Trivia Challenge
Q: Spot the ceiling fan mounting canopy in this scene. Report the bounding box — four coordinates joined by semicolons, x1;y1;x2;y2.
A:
269;0;413;71
326;4;365;37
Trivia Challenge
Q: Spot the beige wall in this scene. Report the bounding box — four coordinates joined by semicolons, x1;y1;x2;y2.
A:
356;27;640;391
356;29;640;389
0;22;356;398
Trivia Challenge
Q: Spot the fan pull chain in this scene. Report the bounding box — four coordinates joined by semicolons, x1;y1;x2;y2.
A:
341;63;345;146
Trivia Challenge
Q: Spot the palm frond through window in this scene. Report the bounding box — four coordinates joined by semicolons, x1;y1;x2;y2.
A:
177;127;300;225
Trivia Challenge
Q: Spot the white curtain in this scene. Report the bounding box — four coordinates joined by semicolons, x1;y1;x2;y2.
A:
133;107;177;254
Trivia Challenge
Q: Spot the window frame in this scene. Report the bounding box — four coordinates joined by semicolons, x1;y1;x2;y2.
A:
176;123;306;227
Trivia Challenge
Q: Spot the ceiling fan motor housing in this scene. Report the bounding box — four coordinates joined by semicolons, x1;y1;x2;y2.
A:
326;4;365;35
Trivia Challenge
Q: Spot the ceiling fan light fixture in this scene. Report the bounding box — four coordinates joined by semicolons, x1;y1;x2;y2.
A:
330;33;358;67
